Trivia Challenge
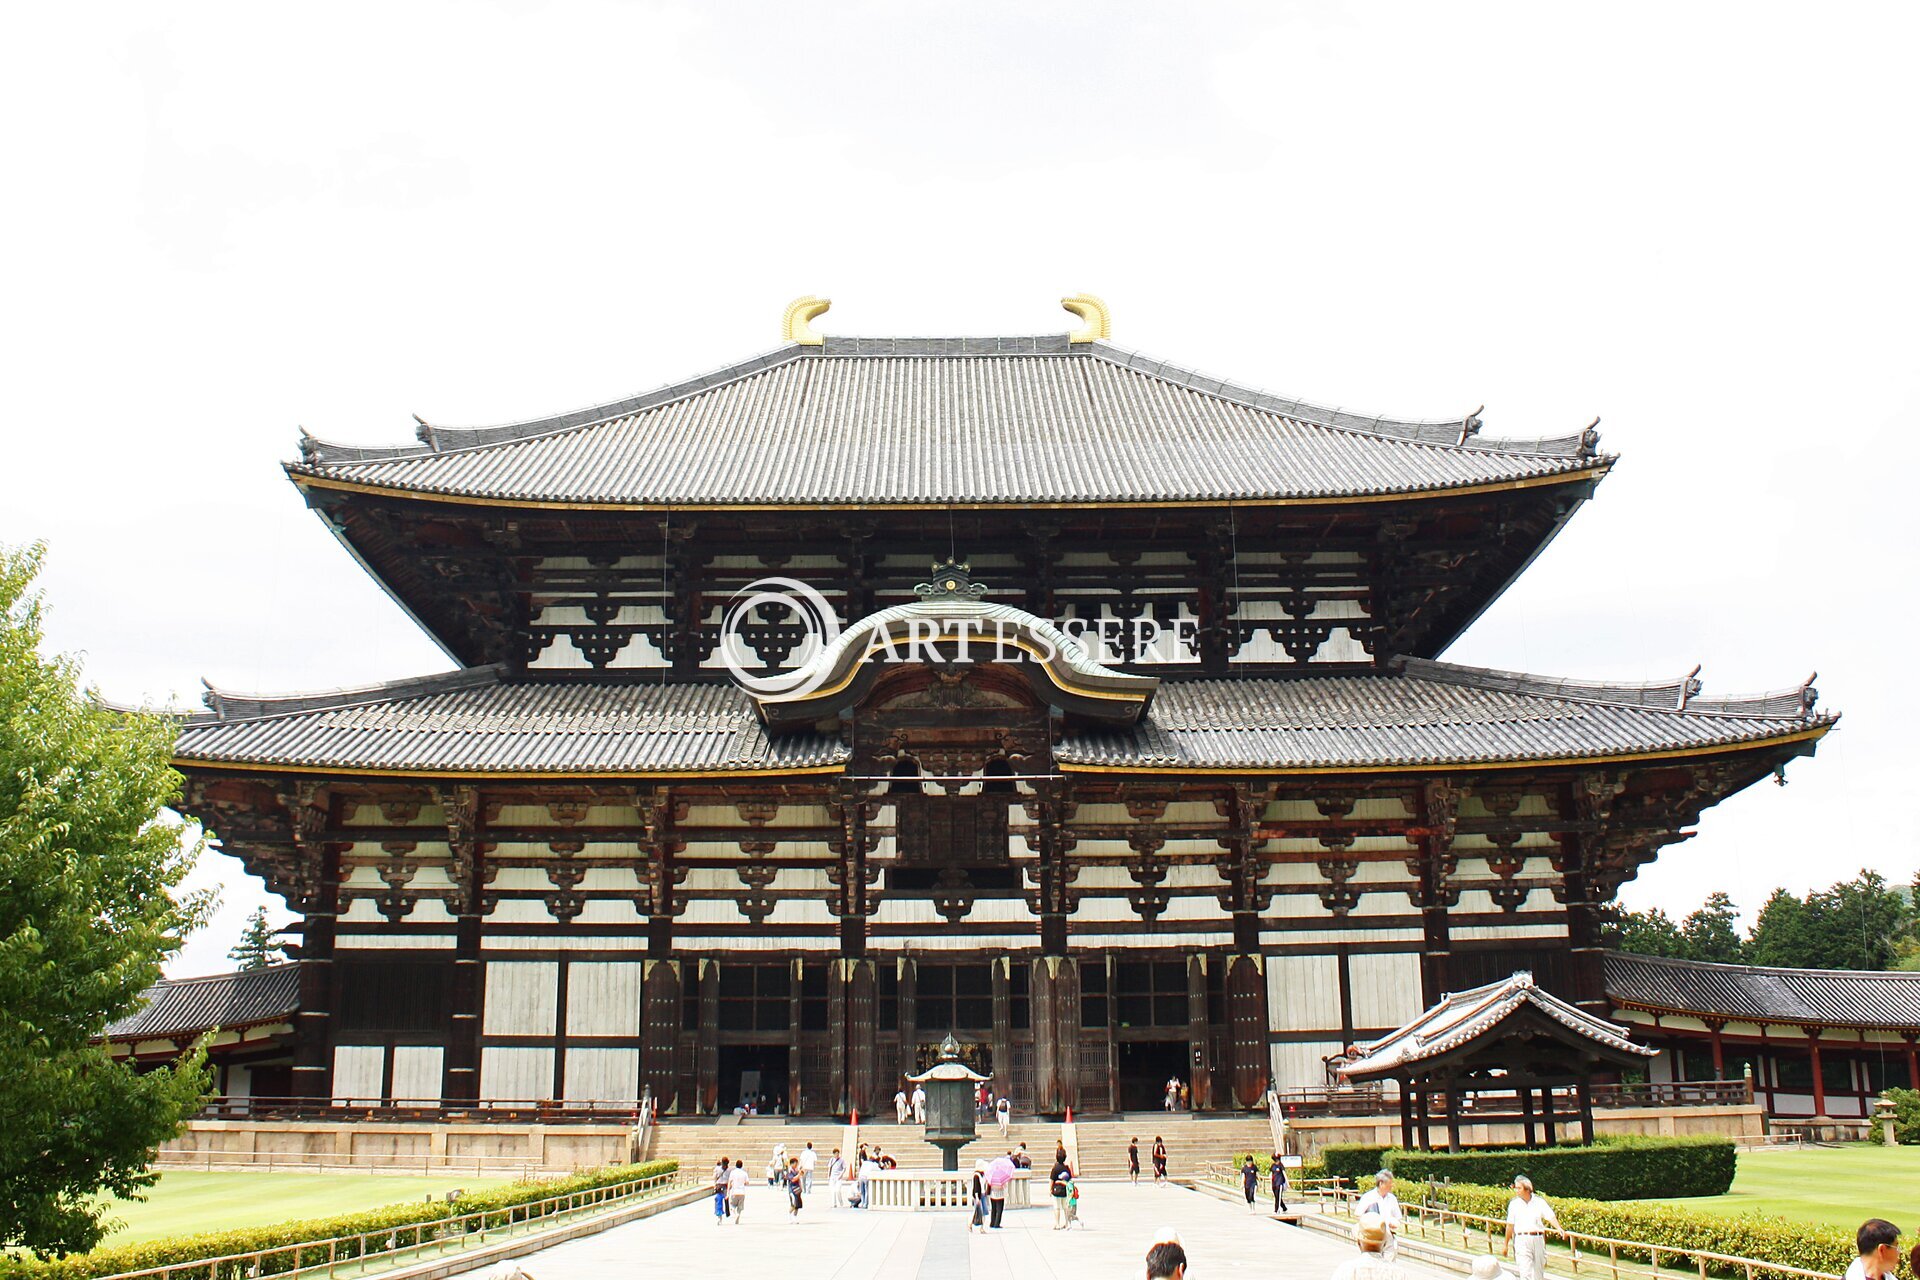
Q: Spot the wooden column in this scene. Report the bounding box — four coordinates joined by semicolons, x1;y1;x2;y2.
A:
1706;1019;1726;1080
1904;1034;1919;1091
444;785;485;1105
1540;1084;1557;1145
1226;955;1270;1109
1520;1083;1537;1147
788;958;804;1114
1031;955;1082;1115
1576;1075;1596;1146
1808;1031;1827;1116
1418;782;1462;1005
285;785;339;1101
1188;955;1212;1111
1443;1075;1462;1153
1414;1085;1432;1151
1398;1081;1415;1149
641;959;681;1111
696;960;719;1114
991;958;1012;1100
844;958;877;1117
898;958;918;1096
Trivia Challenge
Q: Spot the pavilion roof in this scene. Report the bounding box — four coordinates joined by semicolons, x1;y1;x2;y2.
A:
171;658;1831;778
288;336;1610;508
102;963;301;1042
1341;971;1654;1079
1604;951;1920;1031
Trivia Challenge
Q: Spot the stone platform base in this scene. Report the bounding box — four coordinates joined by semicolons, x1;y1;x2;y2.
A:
157;1118;635;1174
1284;1104;1765;1158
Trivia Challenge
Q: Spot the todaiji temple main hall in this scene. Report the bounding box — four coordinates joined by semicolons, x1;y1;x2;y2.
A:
112;296;1907;1159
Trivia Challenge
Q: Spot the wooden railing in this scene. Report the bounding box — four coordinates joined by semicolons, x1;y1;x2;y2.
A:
1271;1080;1752;1119
1323;1185;1838;1280
90;1167;691;1280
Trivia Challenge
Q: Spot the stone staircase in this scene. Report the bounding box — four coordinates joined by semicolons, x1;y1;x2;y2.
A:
641;1113;1273;1181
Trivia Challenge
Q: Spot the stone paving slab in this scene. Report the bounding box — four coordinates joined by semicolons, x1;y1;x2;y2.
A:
444;1180;1458;1280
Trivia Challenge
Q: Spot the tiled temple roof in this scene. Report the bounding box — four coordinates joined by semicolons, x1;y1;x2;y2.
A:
1342;971;1654;1077
1604;951;1920;1030
289;336;1610;507
172;659;1830;777
103;963;301;1041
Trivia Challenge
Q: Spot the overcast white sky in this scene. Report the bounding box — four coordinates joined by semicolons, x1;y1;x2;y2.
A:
3;3;1915;977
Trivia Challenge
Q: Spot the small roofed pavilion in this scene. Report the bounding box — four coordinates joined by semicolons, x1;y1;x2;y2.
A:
1340;972;1655;1152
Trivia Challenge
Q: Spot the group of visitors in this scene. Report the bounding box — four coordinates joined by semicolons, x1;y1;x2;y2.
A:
729;1091;781;1117
892;1083;928;1124
1163;1076;1193;1111
972;1084;1015;1133
709;1144;819;1225
1237;1153;1291;1213
966;1142;1074;1233
1323;1170;1560;1280
1125;1136;1171;1184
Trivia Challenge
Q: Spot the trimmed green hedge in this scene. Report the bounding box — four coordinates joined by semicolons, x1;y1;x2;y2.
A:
1434;1181;1857;1279
1317;1137;1735;1200
0;1159;679;1279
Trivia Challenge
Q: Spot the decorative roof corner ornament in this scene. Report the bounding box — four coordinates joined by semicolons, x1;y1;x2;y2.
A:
297;428;320;464
1061;293;1111;343
412;413;432;446
783;296;831;346
1677;663;1704;710
1798;672;1820;718
1459;406;1485;446
1579;416;1603;458
915;560;990;600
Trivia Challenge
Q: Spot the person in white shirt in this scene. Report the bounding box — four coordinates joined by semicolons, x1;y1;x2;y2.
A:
1355;1171;1404;1261
1329;1214;1408;1280
995;1095;1012;1138
895;1086;910;1124
911;1084;928;1124
799;1141;818;1194
726;1159;749;1225
1843;1219;1902;1280
828;1148;847;1207
857;1154;882;1210
1502;1176;1562;1280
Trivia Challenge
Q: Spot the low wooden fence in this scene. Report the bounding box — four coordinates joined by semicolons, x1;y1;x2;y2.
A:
90;1167;691;1280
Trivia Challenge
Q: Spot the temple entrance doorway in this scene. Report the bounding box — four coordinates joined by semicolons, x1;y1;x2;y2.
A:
718;1044;789;1113
1116;1039;1191;1112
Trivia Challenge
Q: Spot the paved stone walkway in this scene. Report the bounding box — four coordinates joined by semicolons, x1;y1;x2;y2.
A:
447;1180;1453;1279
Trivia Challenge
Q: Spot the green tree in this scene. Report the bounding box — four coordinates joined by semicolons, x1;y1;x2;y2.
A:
1817;870;1910;971
1613;906;1687;958
1680;891;1746;964
1746;888;1819;967
227;907;283;971
0;543;210;1256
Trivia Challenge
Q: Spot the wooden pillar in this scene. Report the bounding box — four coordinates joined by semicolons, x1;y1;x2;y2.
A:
1414;1085;1432;1151
845;958;877;1116
1576;1075;1596;1146
446;910;482;1104
1399;1079;1415;1149
787;958;804;1114
1188;955;1212;1111
991;958;1012;1102
1540;1083;1557;1145
287;786;339;1102
1808;1031;1827;1116
1904;1034;1919;1092
1520;1082;1537;1148
898;957;918;1094
1444;1076;1462;1153
696;960;719;1114
640;959;681;1112
1226;954;1270;1109
1418;782;1461;1006
1706;1020;1726;1080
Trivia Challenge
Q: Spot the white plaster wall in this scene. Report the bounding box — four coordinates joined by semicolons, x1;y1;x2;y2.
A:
483;961;558;1036
565;962;643;1037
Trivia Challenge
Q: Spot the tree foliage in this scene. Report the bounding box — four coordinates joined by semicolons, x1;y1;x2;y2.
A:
1613;873;1918;972
0;543;211;1257
226;908;282;972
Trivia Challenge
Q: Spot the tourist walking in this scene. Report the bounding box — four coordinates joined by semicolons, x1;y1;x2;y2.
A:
969;1160;990;1234
785;1156;804;1220
987;1155;1013;1229
895;1084;910;1123
857;1150;880;1210
712;1156;731;1224
1147;1234;1190;1280
1128;1137;1141;1184
828;1147;846;1207
1165;1077;1179;1112
726;1158;749;1225
1846;1220;1902;1280
1152;1135;1168;1184
1064;1174;1081;1228
1241;1155;1259;1211
1501;1176;1562;1280
799;1141;817;1193
995;1095;1012;1138
1050;1151;1074;1229
1330;1216;1407;1280
912;1083;927;1123
1357;1170;1404;1260
1271;1153;1290;1212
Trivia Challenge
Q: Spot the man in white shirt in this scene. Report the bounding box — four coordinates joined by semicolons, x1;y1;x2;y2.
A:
726;1159;750;1225
799;1141;818;1194
1502;1176;1562;1280
1355;1171;1404;1261
895;1086;910;1124
1330;1214;1408;1280
828;1148;847;1207
911;1084;928;1124
995;1096;1012;1138
858;1153;882;1210
1843;1219;1901;1280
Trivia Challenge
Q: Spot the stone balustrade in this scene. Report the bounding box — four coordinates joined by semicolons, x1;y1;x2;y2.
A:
864;1168;1031;1211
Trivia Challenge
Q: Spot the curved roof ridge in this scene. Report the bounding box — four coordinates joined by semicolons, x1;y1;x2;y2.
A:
145;960;303;988
194;663;506;724
297;344;808;467
1393;656;1830;722
1088;342;1605;460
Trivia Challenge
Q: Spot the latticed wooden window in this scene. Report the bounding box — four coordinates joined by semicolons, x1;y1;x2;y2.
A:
894;795;1009;866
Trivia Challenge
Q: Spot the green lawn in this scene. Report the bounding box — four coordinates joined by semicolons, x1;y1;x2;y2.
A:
1630;1145;1920;1231
95;1171;516;1245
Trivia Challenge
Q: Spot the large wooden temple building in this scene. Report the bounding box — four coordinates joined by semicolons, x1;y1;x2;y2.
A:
160;296;1835;1119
